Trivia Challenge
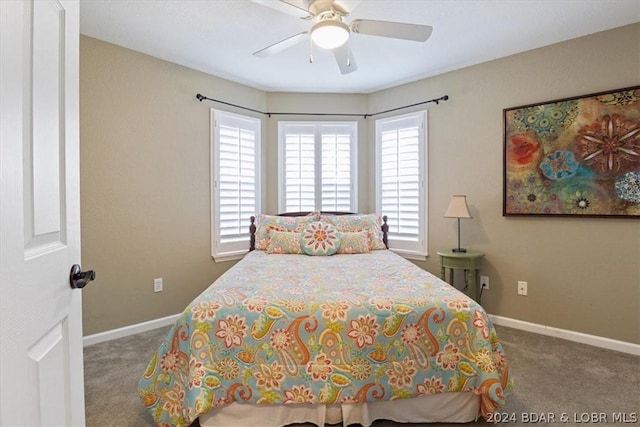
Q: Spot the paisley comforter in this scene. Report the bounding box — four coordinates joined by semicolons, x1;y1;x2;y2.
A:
138;250;512;427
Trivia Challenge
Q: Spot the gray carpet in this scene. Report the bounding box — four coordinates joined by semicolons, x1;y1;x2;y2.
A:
84;325;639;427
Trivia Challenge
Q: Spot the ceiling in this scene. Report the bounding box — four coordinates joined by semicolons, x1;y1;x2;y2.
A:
79;0;640;94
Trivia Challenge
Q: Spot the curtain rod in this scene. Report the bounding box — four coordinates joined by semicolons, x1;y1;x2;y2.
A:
195;93;449;118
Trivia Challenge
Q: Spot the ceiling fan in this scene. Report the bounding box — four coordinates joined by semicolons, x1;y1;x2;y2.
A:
251;0;433;74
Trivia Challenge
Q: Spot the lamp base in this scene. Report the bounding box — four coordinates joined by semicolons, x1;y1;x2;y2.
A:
452;248;467;253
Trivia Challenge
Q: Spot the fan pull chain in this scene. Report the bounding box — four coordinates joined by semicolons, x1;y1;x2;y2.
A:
309;38;314;63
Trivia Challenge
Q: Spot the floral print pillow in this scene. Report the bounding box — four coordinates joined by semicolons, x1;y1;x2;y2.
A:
319;213;386;250
336;230;371;254
301;222;340;256
255;214;312;250
265;230;302;254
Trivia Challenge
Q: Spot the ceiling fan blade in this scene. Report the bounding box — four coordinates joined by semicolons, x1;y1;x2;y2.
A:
333;41;358;74
350;19;432;42
251;0;312;19
253;32;309;57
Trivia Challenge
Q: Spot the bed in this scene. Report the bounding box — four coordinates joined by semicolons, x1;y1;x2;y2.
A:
138;213;512;427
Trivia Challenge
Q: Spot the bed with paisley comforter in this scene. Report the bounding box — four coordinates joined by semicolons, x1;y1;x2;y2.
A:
138;214;512;427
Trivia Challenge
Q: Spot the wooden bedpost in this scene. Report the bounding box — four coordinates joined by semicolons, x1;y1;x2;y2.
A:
249;216;256;251
382;215;389;249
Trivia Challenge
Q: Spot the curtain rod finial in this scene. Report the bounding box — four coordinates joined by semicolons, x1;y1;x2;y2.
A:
196;93;205;102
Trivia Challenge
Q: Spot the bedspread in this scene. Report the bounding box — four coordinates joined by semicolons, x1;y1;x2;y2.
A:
138;250;512;427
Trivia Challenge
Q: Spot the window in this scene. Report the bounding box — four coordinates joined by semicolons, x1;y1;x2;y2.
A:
278;122;357;213
211;109;260;261
375;111;427;259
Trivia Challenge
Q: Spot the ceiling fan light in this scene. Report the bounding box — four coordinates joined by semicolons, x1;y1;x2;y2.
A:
310;20;349;49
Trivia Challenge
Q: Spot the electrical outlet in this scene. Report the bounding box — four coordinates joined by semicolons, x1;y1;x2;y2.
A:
480;276;489;289
517;280;528;296
154;278;163;293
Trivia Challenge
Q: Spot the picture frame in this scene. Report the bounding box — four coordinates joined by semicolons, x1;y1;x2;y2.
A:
503;86;640;218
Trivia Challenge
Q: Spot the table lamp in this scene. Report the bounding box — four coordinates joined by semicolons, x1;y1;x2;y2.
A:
444;195;472;252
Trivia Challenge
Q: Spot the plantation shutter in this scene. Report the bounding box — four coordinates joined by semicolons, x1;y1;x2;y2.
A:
321;129;352;211
376;112;427;257
380;126;420;238
283;127;316;212
212;110;260;260
279;122;356;213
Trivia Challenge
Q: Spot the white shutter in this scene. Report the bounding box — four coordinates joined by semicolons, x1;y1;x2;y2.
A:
283;128;316;212
321;128;352;211
380;126;420;238
376;112;427;258
219;124;256;239
279;122;356;213
212;110;260;261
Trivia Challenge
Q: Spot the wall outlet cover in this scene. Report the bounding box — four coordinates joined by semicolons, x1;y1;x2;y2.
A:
517;280;528;296
480;276;489;289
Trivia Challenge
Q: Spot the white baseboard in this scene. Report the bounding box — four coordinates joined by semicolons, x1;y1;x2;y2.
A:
489;314;640;356
82;313;180;347
83;312;640;356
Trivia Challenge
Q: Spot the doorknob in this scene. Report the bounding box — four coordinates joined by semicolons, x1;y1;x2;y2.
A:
69;264;96;289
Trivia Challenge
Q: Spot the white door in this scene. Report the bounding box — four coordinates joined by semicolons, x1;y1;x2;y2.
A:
1;1;86;426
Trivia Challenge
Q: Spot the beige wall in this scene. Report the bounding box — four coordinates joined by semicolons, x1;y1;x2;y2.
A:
80;37;266;334
368;24;640;344
80;24;639;343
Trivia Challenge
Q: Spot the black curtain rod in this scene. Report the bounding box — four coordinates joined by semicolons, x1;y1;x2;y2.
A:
195;93;449;118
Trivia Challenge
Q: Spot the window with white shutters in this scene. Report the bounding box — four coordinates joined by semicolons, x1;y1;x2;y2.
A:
279;122;357;213
375;111;427;258
211;109;261;261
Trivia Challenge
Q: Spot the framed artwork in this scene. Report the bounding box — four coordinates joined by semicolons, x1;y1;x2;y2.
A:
503;86;640;218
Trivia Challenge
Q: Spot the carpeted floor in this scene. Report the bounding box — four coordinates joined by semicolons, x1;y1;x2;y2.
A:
84;325;639;427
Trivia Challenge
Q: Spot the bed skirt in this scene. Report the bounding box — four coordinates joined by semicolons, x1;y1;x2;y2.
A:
199;392;480;427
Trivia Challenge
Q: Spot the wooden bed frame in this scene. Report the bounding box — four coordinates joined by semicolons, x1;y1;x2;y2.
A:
249;212;389;251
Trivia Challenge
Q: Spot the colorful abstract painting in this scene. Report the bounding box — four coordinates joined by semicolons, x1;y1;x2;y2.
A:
503;86;640;217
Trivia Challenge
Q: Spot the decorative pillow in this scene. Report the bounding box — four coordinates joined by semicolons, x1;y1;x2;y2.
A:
301;222;340;256
319;214;386;250
266;230;302;254
336;230;370;254
254;214;312;250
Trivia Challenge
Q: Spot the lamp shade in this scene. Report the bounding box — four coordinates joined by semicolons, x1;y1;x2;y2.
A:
444;195;472;219
310;20;349;49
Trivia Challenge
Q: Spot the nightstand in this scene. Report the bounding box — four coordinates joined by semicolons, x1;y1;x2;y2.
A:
437;249;485;302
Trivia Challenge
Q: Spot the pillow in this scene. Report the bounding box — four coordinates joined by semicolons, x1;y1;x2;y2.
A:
336;230;370;254
254;214;312;250
319;214;386;250
266;230;303;254
301;222;340;256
